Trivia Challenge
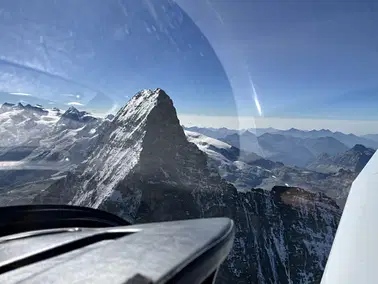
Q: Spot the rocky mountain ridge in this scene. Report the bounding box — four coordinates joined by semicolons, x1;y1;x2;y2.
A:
308;144;375;174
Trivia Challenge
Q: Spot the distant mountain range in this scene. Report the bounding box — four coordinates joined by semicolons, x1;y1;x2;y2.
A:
256;133;349;167
219;131;348;167
185;126;378;149
184;126;277;139
362;134;378;142
184;126;378;168
0;92;57;108
0;91;115;116
274;128;378;149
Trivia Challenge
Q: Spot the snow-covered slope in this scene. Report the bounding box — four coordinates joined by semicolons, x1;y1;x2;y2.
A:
27;107;101;169
184;126;239;139
0;102;60;147
71;89;164;208
0;104;100;188
186;130;237;163
186;130;282;191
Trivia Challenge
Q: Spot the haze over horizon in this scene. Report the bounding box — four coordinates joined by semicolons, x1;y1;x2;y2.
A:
2;90;378;136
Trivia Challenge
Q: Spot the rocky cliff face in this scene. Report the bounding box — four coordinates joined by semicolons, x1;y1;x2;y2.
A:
218;186;340;284
35;89;341;283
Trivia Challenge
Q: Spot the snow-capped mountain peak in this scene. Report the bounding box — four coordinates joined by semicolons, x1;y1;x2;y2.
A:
48;88;199;212
0;102;60;147
55;106;97;130
115;88;163;123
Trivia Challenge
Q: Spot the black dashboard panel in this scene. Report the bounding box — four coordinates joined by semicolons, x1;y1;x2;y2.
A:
0;205;130;237
0;206;234;284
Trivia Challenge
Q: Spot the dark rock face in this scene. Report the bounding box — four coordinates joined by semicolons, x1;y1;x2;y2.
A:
105;114;115;121
0;102;15;113
24;104;48;115
55;106;97;130
218;186;340;284
36;89;341;283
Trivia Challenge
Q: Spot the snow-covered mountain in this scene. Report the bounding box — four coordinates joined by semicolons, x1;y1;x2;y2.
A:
55;106;97;130
27;106;100;166
0;104;100;188
185;130;283;191
186;130;355;206
0;102;60;147
32;89;341;284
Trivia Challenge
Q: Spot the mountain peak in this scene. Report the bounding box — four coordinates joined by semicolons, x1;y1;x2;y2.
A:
66;106;79;113
56;106;95;129
241;130;256;137
24;104;48;114
116;88;171;123
351;144;368;152
62;106;92;119
288;127;301;132
2;102;15;107
0;102;15;113
39;88;233;220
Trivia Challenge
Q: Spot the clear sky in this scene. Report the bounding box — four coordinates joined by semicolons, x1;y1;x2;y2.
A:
0;0;378;133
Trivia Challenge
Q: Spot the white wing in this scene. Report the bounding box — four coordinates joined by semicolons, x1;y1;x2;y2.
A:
321;151;378;284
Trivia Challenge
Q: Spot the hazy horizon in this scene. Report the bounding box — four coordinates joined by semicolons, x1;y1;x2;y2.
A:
2;91;378;136
179;114;378;136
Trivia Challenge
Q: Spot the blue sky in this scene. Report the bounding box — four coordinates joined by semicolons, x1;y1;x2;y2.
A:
0;0;378;132
0;0;233;115
178;0;378;118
